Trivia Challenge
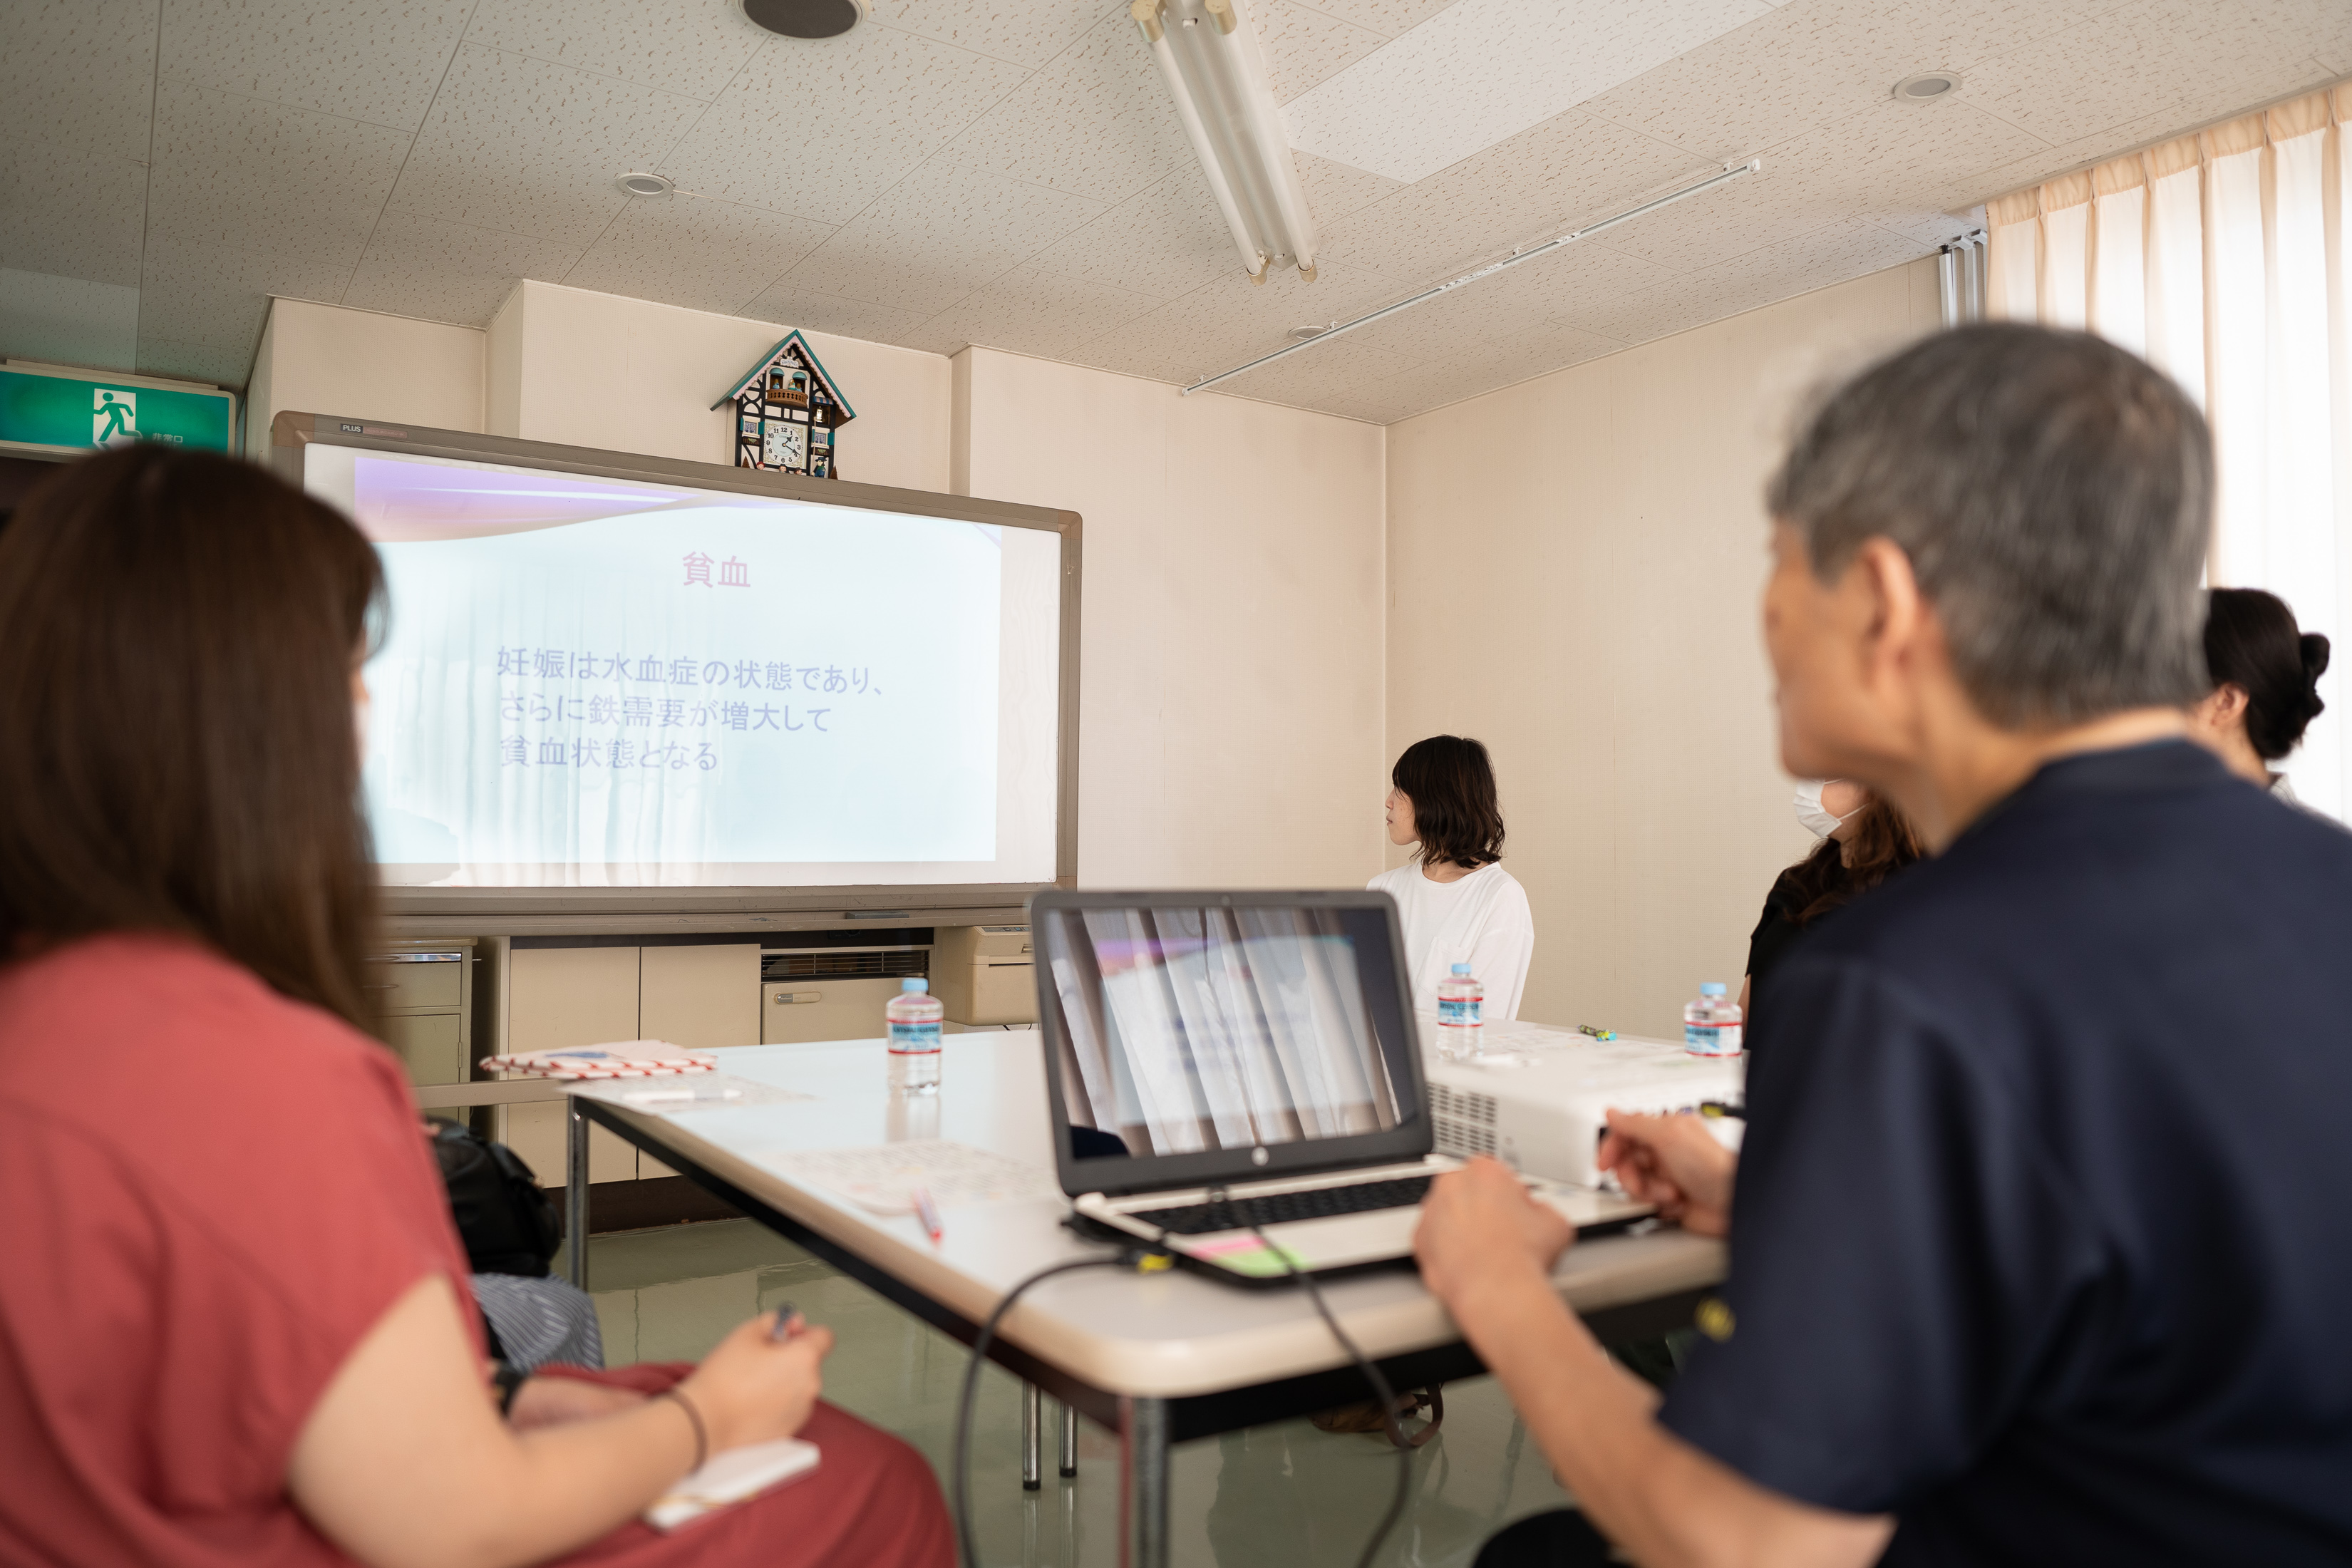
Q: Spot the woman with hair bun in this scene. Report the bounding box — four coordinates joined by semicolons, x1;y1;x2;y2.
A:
1368;736;1535;1022
2186;587;2331;806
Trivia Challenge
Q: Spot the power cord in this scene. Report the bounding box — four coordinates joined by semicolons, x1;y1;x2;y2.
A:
952;1252;1140;1568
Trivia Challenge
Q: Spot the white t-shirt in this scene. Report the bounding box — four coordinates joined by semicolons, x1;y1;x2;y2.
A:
1365;860;1535;1022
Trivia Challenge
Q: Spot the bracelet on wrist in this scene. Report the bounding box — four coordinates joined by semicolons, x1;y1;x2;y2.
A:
657;1386;708;1472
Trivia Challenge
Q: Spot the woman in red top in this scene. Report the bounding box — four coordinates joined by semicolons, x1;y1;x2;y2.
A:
0;448;953;1568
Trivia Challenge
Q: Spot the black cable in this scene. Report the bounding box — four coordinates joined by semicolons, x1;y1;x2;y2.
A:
1241;1216;1417;1568
953;1253;1131;1568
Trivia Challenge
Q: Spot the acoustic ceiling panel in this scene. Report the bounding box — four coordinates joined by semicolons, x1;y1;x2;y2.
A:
1;142;150;289
344;210;582;324
1246;0;1388;104
734;281;934;344
860;0;1120;71
462;0;768;99
661;25;1031;227
385;46;707;247
909;258;1161;360
158;0;470;132
1283;0;1773;183
1027;168;1239;298
564;195;837;318
0;0;159;165
939;10;1193;205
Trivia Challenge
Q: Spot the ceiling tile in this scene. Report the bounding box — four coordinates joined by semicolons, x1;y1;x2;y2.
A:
1294;150;1405;227
135;333;254;387
1090;257;1405;381
734;283;934;343
160;0;472;132
1;142;149;287
909;258;1157;358
1393;323;1625;413
562;194;834;316
939;9;1190;205
1960;0;2352;150
463;0;766;100
1334;244;1665;361
344;210;579;324
1028;167;1237;298
1062;336;1198;386
1316;110;1713;286
1279;0;1462;41
1242;0;1386;104
1201;325;1423;410
133;249;291;354
0;267;141;373
661;26;1031;227
1577;0;2117;165
1282;0;1771;185
145;78;411;278
1;0;160;163
1565;216;1919;344
778;160;1106;315
862;0;1118;70
386;45;708;245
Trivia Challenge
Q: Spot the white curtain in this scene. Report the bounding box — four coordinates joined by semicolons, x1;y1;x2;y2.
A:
1987;83;2352;822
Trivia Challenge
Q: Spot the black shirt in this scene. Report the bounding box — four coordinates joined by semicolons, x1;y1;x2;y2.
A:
1744;855;1858;1013
1660;742;2352;1564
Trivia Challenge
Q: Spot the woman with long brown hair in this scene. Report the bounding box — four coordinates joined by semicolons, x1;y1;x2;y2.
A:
0;448;949;1568
1739;780;1924;1026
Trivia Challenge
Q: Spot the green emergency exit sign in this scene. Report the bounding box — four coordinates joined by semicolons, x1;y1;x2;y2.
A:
0;363;237;457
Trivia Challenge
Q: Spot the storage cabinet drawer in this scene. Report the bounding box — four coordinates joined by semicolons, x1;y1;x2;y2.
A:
363;954;463;1011
383;1011;465;1085
762;975;903;1043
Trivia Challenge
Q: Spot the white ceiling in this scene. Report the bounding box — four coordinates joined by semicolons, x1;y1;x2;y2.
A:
2;0;2346;424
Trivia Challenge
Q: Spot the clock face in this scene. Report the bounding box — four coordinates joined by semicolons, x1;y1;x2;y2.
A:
764;423;808;469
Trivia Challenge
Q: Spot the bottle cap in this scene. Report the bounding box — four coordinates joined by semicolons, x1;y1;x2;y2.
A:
902;977;928;993
1450;963;1472;975
1700;982;1726;996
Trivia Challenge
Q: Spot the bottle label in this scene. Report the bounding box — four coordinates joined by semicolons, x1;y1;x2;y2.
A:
889;1021;942;1054
1684;1023;1743;1056
1438;999;1481;1028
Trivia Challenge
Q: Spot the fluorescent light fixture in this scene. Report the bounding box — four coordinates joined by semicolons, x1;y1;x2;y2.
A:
1132;0;1319;285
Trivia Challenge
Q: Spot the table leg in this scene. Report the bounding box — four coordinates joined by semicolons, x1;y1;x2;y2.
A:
1022;1382;1043;1490
1058;1398;1078;1478
564;1100;590;1290
1120;1396;1169;1568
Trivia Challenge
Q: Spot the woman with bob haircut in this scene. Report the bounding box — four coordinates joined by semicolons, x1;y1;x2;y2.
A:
1368;735;1535;1021
0;448;951;1568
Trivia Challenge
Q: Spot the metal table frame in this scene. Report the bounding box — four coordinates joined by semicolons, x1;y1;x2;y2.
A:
568;1095;1711;1568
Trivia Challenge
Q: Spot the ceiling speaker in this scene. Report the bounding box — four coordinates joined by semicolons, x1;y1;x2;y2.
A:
741;0;860;38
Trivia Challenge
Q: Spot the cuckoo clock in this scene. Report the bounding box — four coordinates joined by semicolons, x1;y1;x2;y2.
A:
711;331;855;479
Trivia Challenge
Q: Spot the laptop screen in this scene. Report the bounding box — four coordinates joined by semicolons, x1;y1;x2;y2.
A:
1031;894;1428;1193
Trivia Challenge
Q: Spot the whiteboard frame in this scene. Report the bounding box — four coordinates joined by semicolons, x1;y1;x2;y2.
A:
270;410;1080;934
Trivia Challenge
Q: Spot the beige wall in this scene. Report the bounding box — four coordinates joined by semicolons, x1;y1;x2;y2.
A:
485;281;951;493
1386;257;1942;1038
244;298;485;456
956;347;1389;888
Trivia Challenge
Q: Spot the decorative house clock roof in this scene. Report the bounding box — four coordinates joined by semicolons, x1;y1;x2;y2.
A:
711;331;856;480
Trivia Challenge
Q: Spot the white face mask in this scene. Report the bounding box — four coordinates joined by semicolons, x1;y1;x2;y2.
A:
1793;780;1855;839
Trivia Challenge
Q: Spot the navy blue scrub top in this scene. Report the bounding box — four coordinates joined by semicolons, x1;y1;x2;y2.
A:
1660;741;2352;1565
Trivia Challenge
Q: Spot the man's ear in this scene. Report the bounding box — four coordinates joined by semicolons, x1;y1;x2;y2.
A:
1847;537;1929;687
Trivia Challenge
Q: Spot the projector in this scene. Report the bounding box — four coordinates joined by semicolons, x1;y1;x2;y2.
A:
1423;1022;1745;1189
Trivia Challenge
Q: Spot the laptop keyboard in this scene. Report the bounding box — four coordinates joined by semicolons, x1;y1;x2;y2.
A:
1123;1175;1435;1237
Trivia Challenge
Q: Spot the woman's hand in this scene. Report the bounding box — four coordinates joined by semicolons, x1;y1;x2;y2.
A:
1597;1110;1737;1237
676;1310;833;1451
1414;1157;1576;1319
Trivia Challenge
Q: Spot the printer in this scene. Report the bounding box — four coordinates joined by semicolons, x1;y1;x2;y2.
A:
1422;1020;1745;1189
931;924;1035;1026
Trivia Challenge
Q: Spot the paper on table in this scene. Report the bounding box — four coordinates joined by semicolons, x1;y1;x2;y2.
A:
571;1073;815;1110
770;1139;1062;1215
644;1438;820;1532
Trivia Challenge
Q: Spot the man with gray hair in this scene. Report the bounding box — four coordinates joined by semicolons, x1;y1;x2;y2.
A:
1416;324;2352;1567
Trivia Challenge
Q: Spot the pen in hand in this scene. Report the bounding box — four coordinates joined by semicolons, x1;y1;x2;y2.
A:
770;1302;803;1342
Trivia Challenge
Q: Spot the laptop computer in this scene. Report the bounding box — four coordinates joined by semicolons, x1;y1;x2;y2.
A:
1029;889;1651;1285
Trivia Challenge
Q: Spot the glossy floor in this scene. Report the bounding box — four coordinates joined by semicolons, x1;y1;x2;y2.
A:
564;1219;1569;1568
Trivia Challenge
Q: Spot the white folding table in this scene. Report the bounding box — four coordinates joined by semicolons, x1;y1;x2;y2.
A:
560;1033;1725;1568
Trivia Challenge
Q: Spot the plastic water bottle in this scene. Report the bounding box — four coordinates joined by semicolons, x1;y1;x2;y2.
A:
887;976;944;1092
1683;982;1743;1057
1436;962;1484;1058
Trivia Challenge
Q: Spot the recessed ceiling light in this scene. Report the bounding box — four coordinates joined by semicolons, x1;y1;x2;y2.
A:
617;172;674;197
741;0;860;38
1893;71;1961;104
1289;324;1332;342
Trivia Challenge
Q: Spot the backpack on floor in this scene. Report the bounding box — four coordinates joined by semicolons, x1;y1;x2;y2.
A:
429;1120;562;1279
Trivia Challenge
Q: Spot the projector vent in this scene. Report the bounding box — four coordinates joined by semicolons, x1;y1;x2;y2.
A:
1428;1083;1501;1160
762;950;927;981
